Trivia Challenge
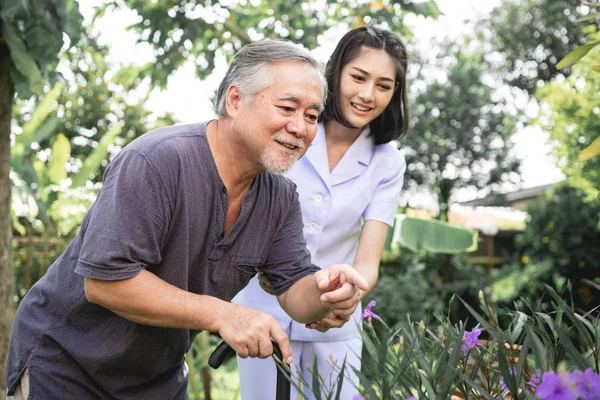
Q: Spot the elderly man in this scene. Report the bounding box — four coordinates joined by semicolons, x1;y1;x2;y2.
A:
5;40;367;399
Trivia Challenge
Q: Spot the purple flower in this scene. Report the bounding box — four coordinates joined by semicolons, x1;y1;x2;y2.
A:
536;371;578;400
352;395;365;400
360;300;381;321
406;397;417;400
461;327;483;355
568;369;600;399
499;367;516;393
528;369;542;390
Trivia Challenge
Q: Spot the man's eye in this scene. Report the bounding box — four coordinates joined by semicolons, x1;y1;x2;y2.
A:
306;114;318;122
279;106;294;112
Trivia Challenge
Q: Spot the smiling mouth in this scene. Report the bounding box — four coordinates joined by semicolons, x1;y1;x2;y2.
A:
351;102;373;112
275;139;301;151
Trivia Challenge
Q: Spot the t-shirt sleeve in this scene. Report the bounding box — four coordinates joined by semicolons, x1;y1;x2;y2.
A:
363;152;406;227
261;189;320;296
75;150;171;280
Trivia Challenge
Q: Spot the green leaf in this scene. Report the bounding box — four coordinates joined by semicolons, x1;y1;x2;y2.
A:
463;376;496;400
48;133;71;184
31;116;59;145
390;215;478;254
544;284;595;349
579;135;600;161
0;0;28;20
439;329;463;396
70;124;122;187
2;23;44;94
63;0;83;43
417;369;436;400
524;325;547;371
333;359;346;400
577;12;600;22
17;81;62;150
514;336;530;394
311;354;322;400
556;40;600;69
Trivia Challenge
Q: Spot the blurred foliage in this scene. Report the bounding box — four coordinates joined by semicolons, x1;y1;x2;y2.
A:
372;250;490;333
98;0;441;87
11;232;68;303
482;0;598;94
403;44;521;218
0;0;82;97
516;183;600;309
536;48;600;204
12;33;176;185
489;259;553;304
556;2;600;72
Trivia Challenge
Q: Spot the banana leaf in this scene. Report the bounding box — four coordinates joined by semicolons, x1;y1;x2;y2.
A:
387;214;478;256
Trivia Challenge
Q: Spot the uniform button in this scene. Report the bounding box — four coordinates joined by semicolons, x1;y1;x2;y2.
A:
314;194;323;204
308;222;318;232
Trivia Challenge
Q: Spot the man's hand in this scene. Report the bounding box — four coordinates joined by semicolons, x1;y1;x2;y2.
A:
217;303;293;364
312;264;368;328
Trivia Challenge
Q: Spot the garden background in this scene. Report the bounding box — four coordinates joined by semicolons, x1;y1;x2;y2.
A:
1;0;599;398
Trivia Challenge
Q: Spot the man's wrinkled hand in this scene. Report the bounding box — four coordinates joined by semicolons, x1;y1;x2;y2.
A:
217;304;293;364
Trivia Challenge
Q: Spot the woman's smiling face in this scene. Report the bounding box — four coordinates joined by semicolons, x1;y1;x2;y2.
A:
338;46;397;129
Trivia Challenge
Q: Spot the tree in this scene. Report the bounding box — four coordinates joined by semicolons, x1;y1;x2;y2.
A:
482;0;597;93
12;34;176;188
100;0;440;85
402;44;521;219
0;0;82;391
555;3;600;163
536;47;600;204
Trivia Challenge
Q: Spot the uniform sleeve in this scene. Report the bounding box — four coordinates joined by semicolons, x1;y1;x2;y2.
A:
75;150;171;280
261;189;320;296
363;151;406;227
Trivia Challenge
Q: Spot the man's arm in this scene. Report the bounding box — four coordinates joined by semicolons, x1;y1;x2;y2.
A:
84;270;294;363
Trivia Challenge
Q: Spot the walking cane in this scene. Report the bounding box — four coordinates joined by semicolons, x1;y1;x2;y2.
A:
208;339;291;400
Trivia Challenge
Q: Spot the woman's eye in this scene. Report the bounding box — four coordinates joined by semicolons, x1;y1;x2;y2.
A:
351;74;365;81
379;84;392;90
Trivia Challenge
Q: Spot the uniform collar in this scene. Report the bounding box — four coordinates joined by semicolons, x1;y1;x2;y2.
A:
305;122;374;187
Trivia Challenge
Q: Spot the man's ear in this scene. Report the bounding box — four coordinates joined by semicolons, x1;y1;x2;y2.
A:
225;85;243;117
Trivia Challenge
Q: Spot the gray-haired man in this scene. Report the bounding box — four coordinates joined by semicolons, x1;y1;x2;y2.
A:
5;40;368;399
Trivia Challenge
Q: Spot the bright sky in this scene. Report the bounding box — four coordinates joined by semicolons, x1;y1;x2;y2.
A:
79;0;564;203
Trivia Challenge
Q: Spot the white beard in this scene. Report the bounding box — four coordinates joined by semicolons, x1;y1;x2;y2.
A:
260;145;300;175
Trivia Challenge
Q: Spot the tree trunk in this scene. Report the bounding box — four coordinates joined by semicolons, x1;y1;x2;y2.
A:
0;40;16;395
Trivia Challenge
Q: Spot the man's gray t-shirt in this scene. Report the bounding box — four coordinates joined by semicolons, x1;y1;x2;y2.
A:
6;122;319;399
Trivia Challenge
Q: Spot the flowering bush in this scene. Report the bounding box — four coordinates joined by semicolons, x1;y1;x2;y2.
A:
301;283;600;400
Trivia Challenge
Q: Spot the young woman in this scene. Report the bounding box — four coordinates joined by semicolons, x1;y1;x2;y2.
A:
233;26;409;399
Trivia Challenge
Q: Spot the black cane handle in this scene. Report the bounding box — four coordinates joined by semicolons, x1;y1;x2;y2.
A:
208;339;290;399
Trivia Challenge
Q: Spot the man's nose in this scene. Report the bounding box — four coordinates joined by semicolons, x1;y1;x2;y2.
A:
286;112;307;137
